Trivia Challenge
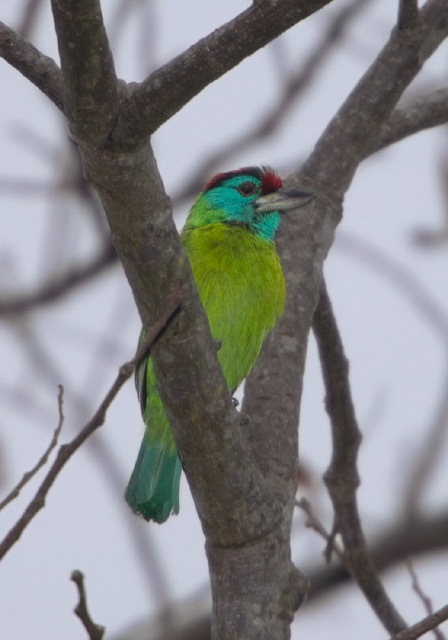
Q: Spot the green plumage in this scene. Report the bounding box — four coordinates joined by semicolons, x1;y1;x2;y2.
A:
182;223;285;392
125;167;312;523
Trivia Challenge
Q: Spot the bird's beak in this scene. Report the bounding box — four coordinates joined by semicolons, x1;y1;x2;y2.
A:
254;188;315;213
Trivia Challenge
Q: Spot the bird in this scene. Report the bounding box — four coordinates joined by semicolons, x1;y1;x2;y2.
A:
125;167;313;523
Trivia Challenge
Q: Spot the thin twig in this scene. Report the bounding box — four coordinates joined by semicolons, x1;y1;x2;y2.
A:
406;558;446;640
0;385;64;511
313;279;407;635
7;294;172;611
296;497;346;564
0;295;181;562
407;558;436;615
71;570;105;640
390;605;448;640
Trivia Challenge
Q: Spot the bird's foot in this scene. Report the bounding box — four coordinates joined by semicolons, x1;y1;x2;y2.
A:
240;413;250;425
231;396;239;407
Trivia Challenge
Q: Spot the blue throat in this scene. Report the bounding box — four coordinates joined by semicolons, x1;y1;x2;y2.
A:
248;210;281;241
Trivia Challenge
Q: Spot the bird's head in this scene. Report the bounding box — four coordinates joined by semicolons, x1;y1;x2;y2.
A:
185;167;314;241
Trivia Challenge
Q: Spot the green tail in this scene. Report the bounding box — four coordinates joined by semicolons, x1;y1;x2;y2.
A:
125;436;182;524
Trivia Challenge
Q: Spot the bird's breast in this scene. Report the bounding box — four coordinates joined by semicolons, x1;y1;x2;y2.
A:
181;224;285;390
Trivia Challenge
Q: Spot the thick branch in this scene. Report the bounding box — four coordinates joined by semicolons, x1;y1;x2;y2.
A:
177;83;448;210
376;88;448;153
243;0;448;512
49;0;283;551
115;508;448;640
300;0;448;191
113;0;335;146
18;1;446;637
50;5;286;613
246;0;448;455
242;6;448;635
172;0;373;207
398;0;421;31
50;0;119;145
0;20;64;112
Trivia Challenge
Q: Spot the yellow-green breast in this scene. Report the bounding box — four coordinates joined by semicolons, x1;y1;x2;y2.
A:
181;223;285;392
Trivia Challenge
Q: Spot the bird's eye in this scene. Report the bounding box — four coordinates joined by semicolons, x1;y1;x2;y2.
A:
237;182;257;197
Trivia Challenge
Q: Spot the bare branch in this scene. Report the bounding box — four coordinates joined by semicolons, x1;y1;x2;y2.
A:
0;296;180;562
246;0;448;526
50;0;119;146
305;511;448;604
286;87;448;189
398;0;421;30
172;0;374;207
390;605;448;640
71;570;105;640
0;20;64;112
118;506;448;640
2;1;336;152
375;88;448;154
296;497;346;564
405;558;446;640
300;0;448;191
237;7;448;634
113;0;335;146
313;280;407;634
0;385;64;511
